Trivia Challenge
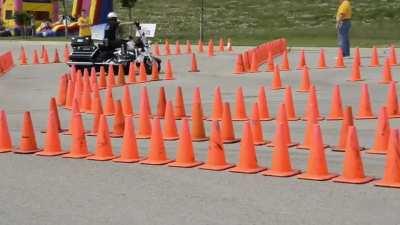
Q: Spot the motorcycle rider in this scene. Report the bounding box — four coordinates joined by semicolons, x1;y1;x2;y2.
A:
104;12;121;49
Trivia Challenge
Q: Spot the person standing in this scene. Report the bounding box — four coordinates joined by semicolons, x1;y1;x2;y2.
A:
336;0;352;57
78;9;91;38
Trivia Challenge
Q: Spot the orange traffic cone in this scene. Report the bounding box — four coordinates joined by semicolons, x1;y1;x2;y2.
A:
20;46;28;65
198;39;204;53
297;66;312;92
229;121;266;174
233;54;245;74
116;65;126;86
136;91;152;139
57;75;68;106
262;123;301;177
266;51;274;72
64;81;74;109
175;40;181;55
284;86;300;121
138;62;147;83
127;62;137;84
80;76;92;113
317;48;328;69
386;82;400;118
98;66;107;89
42;97;66;133
103;86;115;116
53;48;61;63
347;59;364;82
113;116;142;163
302;85;324;121
388;45;398;66
151;62;160;81
297;124;337;181
164;39;171;55
326;85;344;120
156;87;166;118
375;129;400;188
271;65;284;90
369;46;380;67
64;99;82;135
140;118;174;165
140;86;152;116
227;38;233;51
257;86;273;121
191;87;208;142
354;47;361;66
297;103;327;150
62;112;91;158
221;102;240;144
63;44;70;62
332;106;356;152
249;52;259;73
199;121;234;171
280;50;290;71
87;112;101;137
251;102;269;145
296;49;307;70
110;100;125;138
163;101;179;141
186;40;192;54
233;86;248;121
174;86;188;119
13;112;40;154
208;39;215;57
242;52;250;72
335;48;346;68
42;47;49;64
379;58;394;84
189;53;200;72
208;86;223;121
89;84;103;115
267;103;298;147
356;83;376;119
168;118;203;168
106;66;116;87
366;107;390;155
122;86;135;116
90;67;98;90
32;49;39;64
0;110;13;153
332;126;374;184
36;111;66;156
153;42;161;56
87;115;116;161
218;38;225;52
165;59;175;80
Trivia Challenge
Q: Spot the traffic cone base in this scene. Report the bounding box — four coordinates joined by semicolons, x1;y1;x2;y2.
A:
375;181;400;188
86;155;117;161
140;159;174;165
365;149;387;155
288;117;301;121
164;136;179;141
192;137;209;142
13;148;40;154
326;117;343;121
331;146;365;152
332;176;374;184
136;135;151;139
260;117;274;121
41;128;68;134
198;164;235;171
347;78;365;82
168;161;203;168
232;117;248;121
254;140;269;146
262;169;301;177
36;149;67;157
109;133;124;138
355;115;377;120
63;153;92;158
297;173;338;181
301;116;324;121
223;138;241;144
0;149;12;153
266;142;299;148
113;157;143;163
228;166;266;174
296;144;329;150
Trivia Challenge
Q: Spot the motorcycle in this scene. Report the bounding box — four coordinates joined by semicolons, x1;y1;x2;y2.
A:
67;23;161;75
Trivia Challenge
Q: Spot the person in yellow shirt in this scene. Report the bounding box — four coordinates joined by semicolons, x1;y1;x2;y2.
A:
336;0;352;57
78;10;91;38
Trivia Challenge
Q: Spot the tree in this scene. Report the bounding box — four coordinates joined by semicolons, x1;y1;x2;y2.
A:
120;0;138;35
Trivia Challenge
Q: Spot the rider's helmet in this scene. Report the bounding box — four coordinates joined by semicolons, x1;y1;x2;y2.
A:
107;12;118;20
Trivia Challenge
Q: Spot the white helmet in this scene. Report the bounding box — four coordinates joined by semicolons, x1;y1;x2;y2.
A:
107;12;118;19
